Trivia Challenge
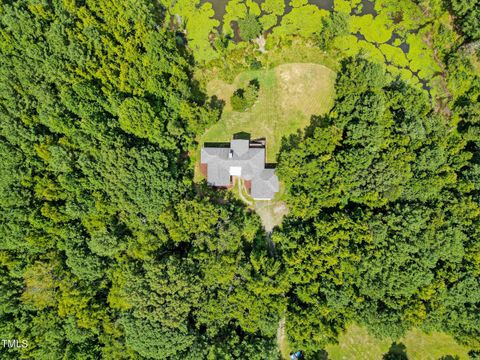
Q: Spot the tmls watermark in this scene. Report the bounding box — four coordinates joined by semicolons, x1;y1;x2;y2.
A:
2;340;28;349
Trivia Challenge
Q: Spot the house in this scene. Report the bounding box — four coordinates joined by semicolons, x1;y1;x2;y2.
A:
200;138;279;200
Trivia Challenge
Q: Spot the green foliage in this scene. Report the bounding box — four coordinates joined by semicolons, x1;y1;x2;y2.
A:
230;79;260;111
224;0;249;35
0;0;280;358
275;57;480;352
252;0;284;35
350;14;393;43
406;32;442;79
316;12;350;50
259;13;279;30
168;0;220;63
262;0;286;15
238;13;263;41
379;43;409;67
274;4;329;37
327;0;451;98
246;0;262;16
1;0;480;358
118;97;171;147
21;260;60;310
449;0;480;41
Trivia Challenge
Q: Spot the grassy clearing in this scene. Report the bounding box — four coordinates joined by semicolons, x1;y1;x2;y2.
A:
263;38;339;70
195;62;332;229
403;329;471;360
325;324;471;360
199;62;336;163
326;325;391;360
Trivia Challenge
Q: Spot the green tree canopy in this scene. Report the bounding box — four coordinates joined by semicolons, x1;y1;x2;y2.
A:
274;57;480;352
0;0;281;358
238;14;263;41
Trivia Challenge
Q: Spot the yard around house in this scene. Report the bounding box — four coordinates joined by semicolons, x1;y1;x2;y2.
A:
194;62;335;231
198;62;336;163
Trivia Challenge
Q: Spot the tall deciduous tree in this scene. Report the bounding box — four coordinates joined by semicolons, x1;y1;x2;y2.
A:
275;57;480;352
0;0;280;358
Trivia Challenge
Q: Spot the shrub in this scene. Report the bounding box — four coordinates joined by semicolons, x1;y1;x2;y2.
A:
316;12;350;50
249;58;262;70
230;80;259;111
231;89;247;111
238;14;262;41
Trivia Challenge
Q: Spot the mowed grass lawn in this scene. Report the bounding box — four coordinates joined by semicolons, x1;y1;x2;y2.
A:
325;325;471;360
199;63;336;163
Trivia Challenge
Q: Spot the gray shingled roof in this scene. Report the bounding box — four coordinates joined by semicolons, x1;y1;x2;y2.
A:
231;139;249;156
200;139;279;200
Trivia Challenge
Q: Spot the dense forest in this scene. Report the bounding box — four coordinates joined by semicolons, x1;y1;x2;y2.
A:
0;0;479;359
276;57;480;353
0;1;282;358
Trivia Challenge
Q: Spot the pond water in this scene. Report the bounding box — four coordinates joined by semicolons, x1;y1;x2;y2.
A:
351;0;377;16
200;0;334;25
196;0;429;94
354;32;367;41
354;32;409;54
284;0;334;12
353;30;429;92
386;33;410;54
230;21;242;42
200;0;227;23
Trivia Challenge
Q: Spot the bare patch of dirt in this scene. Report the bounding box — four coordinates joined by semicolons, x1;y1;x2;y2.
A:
254;34;267;53
255;200;289;232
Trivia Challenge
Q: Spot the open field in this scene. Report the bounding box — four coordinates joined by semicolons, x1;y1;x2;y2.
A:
403;329;471;360
325;325;471;360
325;325;391;360
199;62;336;163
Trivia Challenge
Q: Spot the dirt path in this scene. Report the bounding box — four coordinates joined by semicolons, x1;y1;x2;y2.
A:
277;317;289;359
423;31;453;116
236;178;252;206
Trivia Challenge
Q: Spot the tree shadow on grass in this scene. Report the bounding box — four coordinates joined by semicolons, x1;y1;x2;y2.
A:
248;78;260;90
383;342;409;360
310;349;329;359
468;351;480;360
233;131;251;140
279;113;333;156
209;95;225;118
